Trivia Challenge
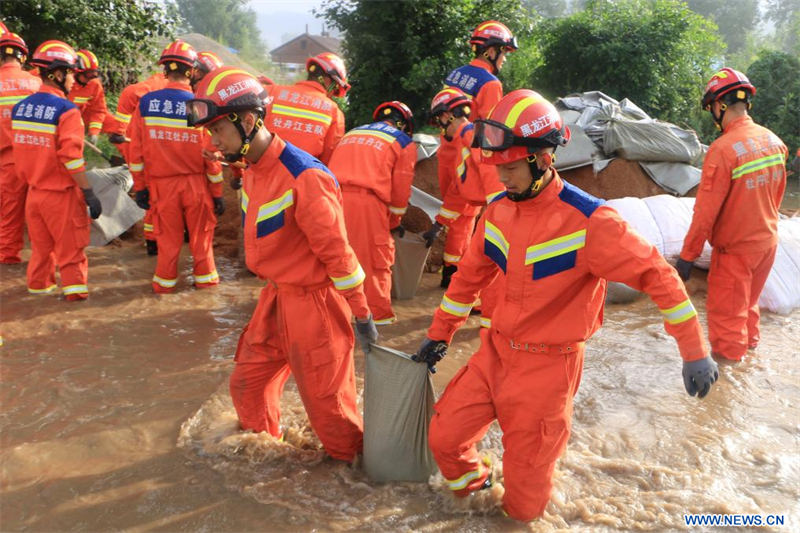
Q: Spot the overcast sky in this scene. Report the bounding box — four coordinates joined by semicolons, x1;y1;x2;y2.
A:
249;0;334;49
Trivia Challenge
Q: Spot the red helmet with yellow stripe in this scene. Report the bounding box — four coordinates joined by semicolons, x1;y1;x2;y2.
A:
159;40;198;70
306;52;350;97
429;87;471;126
474;89;570;166
197;51;224;74
76;49;99;74
470;20;518;52
701;67;756;110
373;101;414;134
30;40;81;71
0;32;28;60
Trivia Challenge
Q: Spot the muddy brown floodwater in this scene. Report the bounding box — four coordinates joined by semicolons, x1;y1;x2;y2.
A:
1;237;798;532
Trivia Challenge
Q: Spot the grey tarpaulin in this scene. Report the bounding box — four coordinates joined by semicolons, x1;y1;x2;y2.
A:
86;166;145;247
363;344;438;483
413;133;440;161
637;161;702;196
391;232;431;300
409;186;442;223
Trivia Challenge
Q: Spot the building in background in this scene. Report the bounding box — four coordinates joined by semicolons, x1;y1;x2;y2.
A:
270;25;341;80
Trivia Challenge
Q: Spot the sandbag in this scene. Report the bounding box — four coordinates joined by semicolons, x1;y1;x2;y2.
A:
391;232;431;300
86;166;145;247
604;120;702;163
758;218;800;314
363;345;437;483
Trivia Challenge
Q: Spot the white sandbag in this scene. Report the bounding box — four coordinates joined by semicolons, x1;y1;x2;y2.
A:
363;345;437;483
758;218;800;314
391;232;431;300
409;186;442;223
605;197;664;255
86;167;144;247
641;195;708;266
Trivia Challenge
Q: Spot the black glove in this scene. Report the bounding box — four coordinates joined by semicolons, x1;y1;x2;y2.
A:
108;133;126;144
391;225;406;239
422;222;443;248
81;188;102;219
230;176;242;190
134;188;150;210
413;338;448;373
676;258;693;281
213;196;226;216
682;357;719;398
354;315;378;353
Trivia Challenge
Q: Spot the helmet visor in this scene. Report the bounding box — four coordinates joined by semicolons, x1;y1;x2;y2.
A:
473;119;565;151
187;99;216;126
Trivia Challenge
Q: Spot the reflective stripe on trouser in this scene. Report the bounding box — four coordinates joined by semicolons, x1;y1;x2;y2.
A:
707;246;776;360
341;188;395;323
0;162;28;263
143;211;156;241
429;329;584;521
25;187;90;297
443;211;478;266
230;283;364;461
149;175;218;293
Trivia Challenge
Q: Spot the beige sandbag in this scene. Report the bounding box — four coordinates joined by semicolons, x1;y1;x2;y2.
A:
391;232;431;300
363;344;437;483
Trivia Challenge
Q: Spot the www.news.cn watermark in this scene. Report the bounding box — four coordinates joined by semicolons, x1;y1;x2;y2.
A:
684;514;787;527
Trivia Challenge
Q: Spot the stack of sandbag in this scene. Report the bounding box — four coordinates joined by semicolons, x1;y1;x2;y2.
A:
363;345;437;483
758;217;800;314
86;166;144;246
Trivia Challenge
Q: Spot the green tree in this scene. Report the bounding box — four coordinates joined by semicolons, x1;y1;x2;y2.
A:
317;0;534;128
173;0;271;72
747;50;800;151
1;0;177;92
533;0;724;128
684;0;759;54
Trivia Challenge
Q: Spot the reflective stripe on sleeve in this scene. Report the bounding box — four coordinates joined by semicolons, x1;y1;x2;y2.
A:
660;299;698;325
207;172;223;184
331;264;366;290
129;162;144;172
65;158;85;171
389;205;407;215
439;295;474;317
152;275;178;288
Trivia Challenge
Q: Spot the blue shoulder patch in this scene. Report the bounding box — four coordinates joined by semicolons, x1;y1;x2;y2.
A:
558;181;604;218
359;122;413;148
140;88;192;119
444;64;498;99
13;92;76;126
460;123;475;139
488;191;507;204
279;141;338;186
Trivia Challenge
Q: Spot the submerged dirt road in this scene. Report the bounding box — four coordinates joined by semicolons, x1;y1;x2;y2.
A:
1;239;798;532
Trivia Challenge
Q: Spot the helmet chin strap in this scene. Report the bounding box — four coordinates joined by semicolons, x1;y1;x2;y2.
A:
483;46;500;74
225;112;264;162
711;101;727;131
48;70;69;96
507;159;546;202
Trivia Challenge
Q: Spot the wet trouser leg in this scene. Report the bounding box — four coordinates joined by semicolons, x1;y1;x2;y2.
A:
707;246;777;360
182;176;218;288
150;179;184;293
342;187;394;324
0;162;28;264
25;189;57;293
232;283;364;461
442;212;477;267
429;330;584;521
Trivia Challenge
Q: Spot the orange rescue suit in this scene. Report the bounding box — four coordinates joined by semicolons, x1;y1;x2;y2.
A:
0;63;40;263
328;120;417;324
12;85;90;299
67;77;107;136
128;81;223;293
112;73;168;241
231;134;369;461
428;173;708;521
680;115;786;360
264;80;344;164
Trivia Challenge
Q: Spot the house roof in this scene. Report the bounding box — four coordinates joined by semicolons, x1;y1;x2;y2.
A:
269;32;341;56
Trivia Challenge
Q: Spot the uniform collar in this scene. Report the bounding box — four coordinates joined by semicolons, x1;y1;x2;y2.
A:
295;79;326;95
0;62;23;72
250;133;286;174
516;170;564;210
468;59;494;73
165;80;192;92
39;84;66;99
723;115;753;133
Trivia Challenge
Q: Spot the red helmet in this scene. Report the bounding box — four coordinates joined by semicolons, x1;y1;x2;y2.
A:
469;20;518;52
429;87;471;124
373;101;414;134
159;40;198;70
702;68;756;110
0;20;8;38
76;49;99;72
474;89;570;166
29;40;81;71
188;67;268;127
197;51;223;74
0;32;28;59
306;52;350;97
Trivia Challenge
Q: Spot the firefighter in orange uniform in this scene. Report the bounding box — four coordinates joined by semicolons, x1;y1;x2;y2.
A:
128;40;224;293
415;90;719;521
328;101;416;324
188;67;377;461
0;31;40;264
677;68;787;361
67;49;107;145
13;41;102;299
264;52;348;164
424;88;505;293
108;68;169;255
434;21;517;287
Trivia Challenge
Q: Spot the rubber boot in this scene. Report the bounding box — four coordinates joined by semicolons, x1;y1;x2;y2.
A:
441;264;458;289
146;239;158;256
